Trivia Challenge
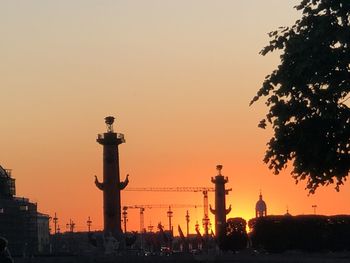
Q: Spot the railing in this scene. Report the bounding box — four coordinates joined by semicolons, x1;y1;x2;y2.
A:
97;133;125;142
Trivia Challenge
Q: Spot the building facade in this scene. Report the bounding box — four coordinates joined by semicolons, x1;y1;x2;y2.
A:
0;165;50;255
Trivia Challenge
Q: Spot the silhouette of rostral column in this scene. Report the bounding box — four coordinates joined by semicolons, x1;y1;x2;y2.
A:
95;116;129;238
210;165;231;241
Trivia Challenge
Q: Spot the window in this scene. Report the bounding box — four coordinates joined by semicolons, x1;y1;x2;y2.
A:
20;205;28;211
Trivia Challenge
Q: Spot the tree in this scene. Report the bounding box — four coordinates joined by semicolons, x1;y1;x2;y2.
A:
250;0;350;193
220;218;248;251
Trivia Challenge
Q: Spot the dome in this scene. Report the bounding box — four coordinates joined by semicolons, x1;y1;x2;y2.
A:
255;193;267;217
284;208;292;216
255;199;267;211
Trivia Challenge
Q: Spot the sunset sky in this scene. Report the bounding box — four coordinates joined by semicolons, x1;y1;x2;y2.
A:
1;0;350;234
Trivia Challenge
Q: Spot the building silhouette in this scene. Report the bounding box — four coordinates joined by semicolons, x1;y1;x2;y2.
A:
0;165;49;255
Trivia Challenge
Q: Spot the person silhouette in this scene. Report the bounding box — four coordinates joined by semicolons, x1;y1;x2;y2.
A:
0;237;14;263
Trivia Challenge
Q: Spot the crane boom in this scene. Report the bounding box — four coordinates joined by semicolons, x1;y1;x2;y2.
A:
126;187;214;192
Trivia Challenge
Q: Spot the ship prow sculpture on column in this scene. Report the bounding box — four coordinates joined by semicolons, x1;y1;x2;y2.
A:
95;116;129;240
210;165;232;246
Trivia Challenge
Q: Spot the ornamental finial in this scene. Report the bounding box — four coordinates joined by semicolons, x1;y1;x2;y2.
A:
104;116;115;133
216;165;223;175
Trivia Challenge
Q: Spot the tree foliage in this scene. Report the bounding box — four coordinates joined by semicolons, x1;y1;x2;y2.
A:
248;215;350;252
250;0;350;193
220;218;248;251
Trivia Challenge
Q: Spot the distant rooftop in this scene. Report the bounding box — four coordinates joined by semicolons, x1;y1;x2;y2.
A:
0;165;16;198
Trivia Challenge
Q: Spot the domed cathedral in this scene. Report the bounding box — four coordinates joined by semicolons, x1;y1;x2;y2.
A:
255;191;267;218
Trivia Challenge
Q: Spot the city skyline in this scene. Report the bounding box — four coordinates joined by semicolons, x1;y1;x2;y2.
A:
1;0;350;233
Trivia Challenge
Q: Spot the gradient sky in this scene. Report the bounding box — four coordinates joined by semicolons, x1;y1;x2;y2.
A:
1;0;350;234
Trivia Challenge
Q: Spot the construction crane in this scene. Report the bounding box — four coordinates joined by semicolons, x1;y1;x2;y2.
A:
122;205;144;233
125;187;214;236
123;204;201;251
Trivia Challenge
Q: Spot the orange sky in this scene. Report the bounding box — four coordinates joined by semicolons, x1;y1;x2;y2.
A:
1;0;350;234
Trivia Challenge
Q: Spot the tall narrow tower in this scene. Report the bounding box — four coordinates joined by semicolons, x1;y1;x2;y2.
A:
95;116;129;239
210;165;231;243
